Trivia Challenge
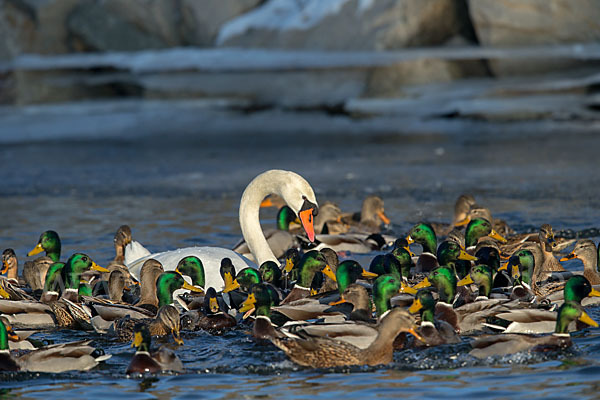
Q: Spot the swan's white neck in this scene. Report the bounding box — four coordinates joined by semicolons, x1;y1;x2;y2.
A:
239;170;317;266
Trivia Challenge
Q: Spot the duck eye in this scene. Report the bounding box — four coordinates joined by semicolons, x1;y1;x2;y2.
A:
82;257;88;262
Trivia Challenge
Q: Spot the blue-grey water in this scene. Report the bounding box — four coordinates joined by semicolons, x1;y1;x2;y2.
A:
1;111;600;399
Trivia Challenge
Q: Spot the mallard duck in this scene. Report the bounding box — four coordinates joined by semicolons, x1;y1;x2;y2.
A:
259;261;283;289
23;230;61;294
156;271;204;308
388;240;416;280
135;259;165;314
125;170;319;292
485;276;600;334
234;205;300;261
464;218;507;250
336;260;377;293
429;194;476;237
309;232;389;254
560;240;600;285
109;225;132;268
195;287;236;333
269;307;420;368
455;202;514;237
372;274;405;318
113;304;183;343
406;222;439;272
534;224;565;281
469;300;598;358
341;195;390;234
126;323;183;374
2;249;21;284
313;202;347;235
457;264;498;300
319;248;339;292
329;284;373;322
408;288;461;346
239;283;280;340
436;240;477;279
279;251;336;304
0;318;110;372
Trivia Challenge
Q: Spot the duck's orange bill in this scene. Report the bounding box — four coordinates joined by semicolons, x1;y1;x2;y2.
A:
408;327;424;342
560;253;577;262
498;262;508;271
454;216;470;227
260;198;274;208
299;208;316;242
5;324;19;342
1;261;8;275
405;235;414;245
172;329;184;346
377;210;391;225
329;297;346;306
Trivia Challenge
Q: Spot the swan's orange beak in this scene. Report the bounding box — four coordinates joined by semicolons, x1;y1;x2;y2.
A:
299;208;315;242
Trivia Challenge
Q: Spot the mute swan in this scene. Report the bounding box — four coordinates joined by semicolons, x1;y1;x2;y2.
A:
125;170;318;291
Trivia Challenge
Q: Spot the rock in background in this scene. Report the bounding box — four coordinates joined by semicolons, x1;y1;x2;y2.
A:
469;0;600;75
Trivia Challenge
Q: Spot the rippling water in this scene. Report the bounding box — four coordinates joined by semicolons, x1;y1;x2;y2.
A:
1;119;600;399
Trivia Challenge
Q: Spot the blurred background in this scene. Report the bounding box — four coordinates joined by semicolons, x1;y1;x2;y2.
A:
1;0;600;265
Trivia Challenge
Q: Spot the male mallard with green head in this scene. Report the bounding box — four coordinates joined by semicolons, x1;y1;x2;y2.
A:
409;288;460;346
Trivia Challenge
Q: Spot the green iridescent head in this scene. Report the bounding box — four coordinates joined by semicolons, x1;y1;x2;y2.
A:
0;319;8;351
28;230;61;262
296;250;333;288
465;218;506;248
235;268;262;292
336;260;374;294
43;262;65;293
409;288;436;323
156;271;203;307
555;301;598;334
240;283;274;318
62;253;106;290
564;275;600;303
372;274;401;318
406;223;437;254
259;261;282;287
428;266;457;304
390;244;415;279
458;264;492;298
276;206;298;231
507;249;535;284
175;256;205;288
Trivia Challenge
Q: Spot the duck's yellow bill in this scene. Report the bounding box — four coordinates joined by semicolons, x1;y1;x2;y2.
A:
405;235;414;245
132;331;143;348
91;262;110;273
511;264;521;280
413;277;431;289
239;294;256;313
361;268;378;278
223;278;239;293
0;286;10;299
589;288;600;297
310;288;318;296
284;258;295;274
27;243;44;257
498;262;508;271
400;281;418;295
182;281;204;293
457;274;474;286
209;297;219;313
458;249;477;261
489;229;507;243
404;246;416;257
579;310;599;328
408;298;423;314
560;253;577;262
321;265;337;282
377;210;391;225
5;324;19;342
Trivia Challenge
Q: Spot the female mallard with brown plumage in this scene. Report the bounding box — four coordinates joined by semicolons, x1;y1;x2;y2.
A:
269;307;421;368
560;240;600;285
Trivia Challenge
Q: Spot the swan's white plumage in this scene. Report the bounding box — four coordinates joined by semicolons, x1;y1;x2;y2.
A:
124;169;316;291
125;244;255;291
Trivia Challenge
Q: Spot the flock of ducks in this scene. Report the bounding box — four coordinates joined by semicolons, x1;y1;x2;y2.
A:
0;169;599;373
